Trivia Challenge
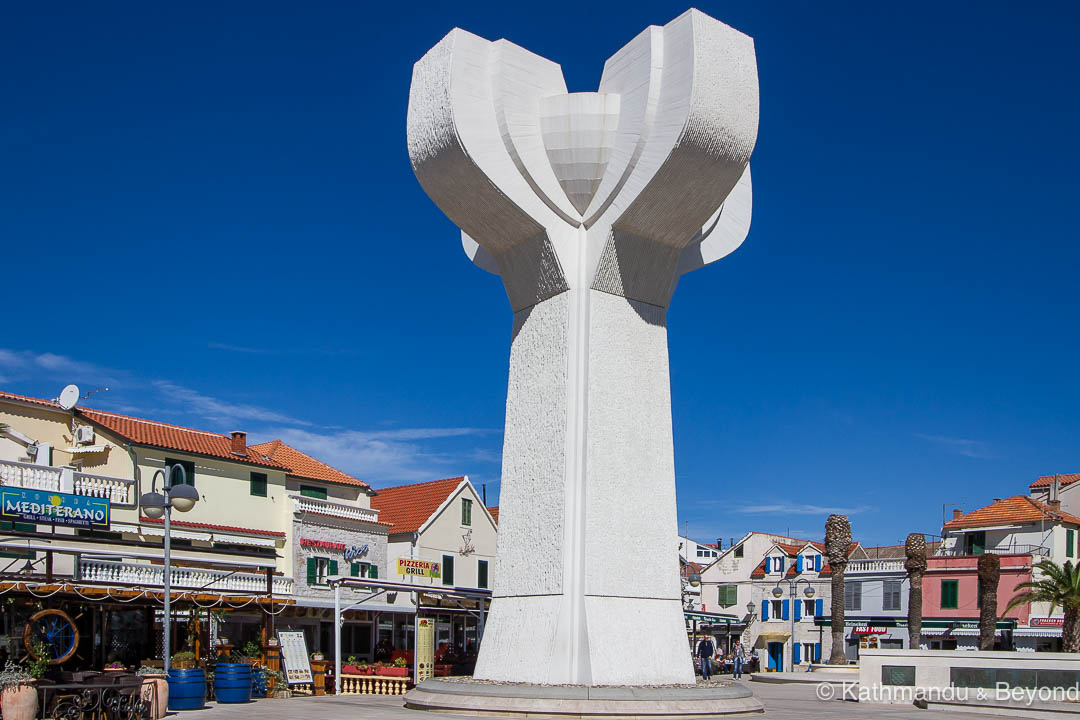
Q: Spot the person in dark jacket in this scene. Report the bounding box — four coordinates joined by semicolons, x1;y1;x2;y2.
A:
696;636;716;680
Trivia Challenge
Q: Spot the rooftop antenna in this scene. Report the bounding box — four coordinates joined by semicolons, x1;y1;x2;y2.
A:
82;387;109;400
57;385;80;411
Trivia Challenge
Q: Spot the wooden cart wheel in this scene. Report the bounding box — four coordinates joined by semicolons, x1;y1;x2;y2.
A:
24;608;80;664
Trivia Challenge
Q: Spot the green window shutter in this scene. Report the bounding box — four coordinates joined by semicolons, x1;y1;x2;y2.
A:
942;580;958;609
300;485;327;500
1069;529;1075;558
250;473;267;497
370;563;378;579
462;498;473;526
442;555;454;585
351;563;359;577
328;560;338;577
478;560;488;589
307;558;317;585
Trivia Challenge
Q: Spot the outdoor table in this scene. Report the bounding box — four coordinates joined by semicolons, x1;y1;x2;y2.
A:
37;679;152;720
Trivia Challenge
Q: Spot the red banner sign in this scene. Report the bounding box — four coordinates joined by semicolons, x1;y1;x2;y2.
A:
853;626;889;634
1030;617;1065;627
300;538;346;551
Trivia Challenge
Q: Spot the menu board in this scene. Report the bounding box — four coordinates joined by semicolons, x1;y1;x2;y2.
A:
277;631;313;685
415;618;434;683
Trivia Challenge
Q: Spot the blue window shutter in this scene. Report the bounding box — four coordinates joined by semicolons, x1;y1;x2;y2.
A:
762;600;769;621
764;558;770;574
793;643;801;665
815;554;822;571
782;599;790;620
816;598;823;617
796;556;803;573
778;557;785;572
815;642;821;662
794;599;802;621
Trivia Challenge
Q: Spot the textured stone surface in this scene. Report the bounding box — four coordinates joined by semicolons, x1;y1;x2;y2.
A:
407;8;759;687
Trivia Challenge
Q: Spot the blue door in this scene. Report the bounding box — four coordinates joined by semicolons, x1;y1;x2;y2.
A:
767;642;784;671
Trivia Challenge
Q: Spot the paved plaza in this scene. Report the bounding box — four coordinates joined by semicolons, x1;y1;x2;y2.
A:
186;681;1004;720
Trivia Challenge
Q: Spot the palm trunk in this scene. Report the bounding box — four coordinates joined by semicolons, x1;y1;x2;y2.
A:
1065;606;1080;653
977;554;1000;651
829;565;846;665
907;569;923;649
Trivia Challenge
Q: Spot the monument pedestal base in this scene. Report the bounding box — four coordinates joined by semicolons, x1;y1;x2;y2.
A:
404;679;764;718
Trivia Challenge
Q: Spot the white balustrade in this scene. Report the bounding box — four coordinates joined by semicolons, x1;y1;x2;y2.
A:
290;494;380;523
78;559;293;595
846;559;906;574
0;459;63;492
0;459;134;505
339;674;409;695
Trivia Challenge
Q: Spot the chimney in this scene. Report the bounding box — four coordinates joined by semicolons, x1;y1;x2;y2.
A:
952;508;963;521
1051;476;1060;503
1050;499;1062;512
992;498;1002;503
230;431;247;454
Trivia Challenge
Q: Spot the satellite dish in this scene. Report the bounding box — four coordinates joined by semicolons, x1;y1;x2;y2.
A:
58;385;80;411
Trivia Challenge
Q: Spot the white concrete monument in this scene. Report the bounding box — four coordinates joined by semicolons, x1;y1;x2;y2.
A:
407;9;758;687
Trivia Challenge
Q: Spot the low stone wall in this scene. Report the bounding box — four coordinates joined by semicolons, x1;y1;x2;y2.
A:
859;649;1080;704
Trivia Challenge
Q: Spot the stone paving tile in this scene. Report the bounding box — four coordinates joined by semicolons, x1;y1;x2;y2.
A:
185;681;1008;720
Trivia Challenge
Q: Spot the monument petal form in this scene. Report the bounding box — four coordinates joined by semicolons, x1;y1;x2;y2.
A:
408;8;759;686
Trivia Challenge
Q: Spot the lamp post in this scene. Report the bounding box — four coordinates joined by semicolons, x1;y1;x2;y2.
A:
772;578;815;672
140;464;199;675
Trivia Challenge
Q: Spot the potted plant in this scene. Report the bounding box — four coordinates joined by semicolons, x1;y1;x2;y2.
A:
260;667;288;698
376;657;409;677
241;641;262;665
342;656;359;674
137;666;169;720
104;661;126;673
310;651;324;662
0;660;38;720
171;650;197;670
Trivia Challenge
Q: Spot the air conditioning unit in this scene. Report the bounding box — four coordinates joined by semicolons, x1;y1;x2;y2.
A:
75;426;95;445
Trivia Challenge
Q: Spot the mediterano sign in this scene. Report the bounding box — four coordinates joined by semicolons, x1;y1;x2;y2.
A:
1;488;110;530
396;558;441;578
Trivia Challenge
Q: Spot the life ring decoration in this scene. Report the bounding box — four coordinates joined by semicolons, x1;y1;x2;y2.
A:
24;609;80;664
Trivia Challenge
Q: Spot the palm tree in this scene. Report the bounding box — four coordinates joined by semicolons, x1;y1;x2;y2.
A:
825;514;852;665
1007;559;1080;652
904;533;927;649
977;554;1000;650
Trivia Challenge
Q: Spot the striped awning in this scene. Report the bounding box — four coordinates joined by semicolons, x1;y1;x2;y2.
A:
1014;628;1062;638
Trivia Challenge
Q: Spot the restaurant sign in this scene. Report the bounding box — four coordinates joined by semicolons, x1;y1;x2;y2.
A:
396;558;441;578
1030;617;1065;627
853;626;889;635
1;488;110;530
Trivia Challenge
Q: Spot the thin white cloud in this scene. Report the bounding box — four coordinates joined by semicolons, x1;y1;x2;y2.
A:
732;503;872;516
207;342;273;355
151;381;312;427
916;433;995;459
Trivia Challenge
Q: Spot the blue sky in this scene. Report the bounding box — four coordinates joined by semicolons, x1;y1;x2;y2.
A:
1;2;1077;547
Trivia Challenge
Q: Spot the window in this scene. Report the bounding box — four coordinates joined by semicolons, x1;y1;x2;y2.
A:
461;498;473;526
845;581;862;611
478;559;489;589
164;458;195;486
1069;529;1076;558
804;599;816;617
883;580;902;611
964;531;986;556
250;472;267;497
941;579;959;609
307;557;336;586
350;562;379;579
770;599;783;619
717;585;738;607
442;554;455;586
734;545;744;558
300;485;327;500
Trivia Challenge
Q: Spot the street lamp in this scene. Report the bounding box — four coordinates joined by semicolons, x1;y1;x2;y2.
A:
140;464;199;674
772;577;815;672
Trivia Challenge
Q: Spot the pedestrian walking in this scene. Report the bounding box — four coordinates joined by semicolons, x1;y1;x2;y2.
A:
696;635;716;681
731;639;746;679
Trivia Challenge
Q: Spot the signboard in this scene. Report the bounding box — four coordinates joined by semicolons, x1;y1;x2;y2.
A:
853;626;889;635
343;544;369;561
276;631;313;685
415;618;434;683
1030;617;1065;627
299;538;369;560
397;558;441;578
1;488;110;530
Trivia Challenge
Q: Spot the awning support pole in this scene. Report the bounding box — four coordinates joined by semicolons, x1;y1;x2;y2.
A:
334;582;342;695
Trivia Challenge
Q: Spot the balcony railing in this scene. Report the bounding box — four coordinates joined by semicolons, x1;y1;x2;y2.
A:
0;459;135;506
936;544;1050;558
78;559;294;595
290;494;380;524
846;559;906;573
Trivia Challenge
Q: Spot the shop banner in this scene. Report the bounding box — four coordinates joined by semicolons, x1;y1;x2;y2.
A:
0;488;110;530
415;618;434;683
397;558;441;578
1031;617;1065;627
277;631;313;685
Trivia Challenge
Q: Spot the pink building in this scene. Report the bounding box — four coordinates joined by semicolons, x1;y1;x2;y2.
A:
925;553;1032;624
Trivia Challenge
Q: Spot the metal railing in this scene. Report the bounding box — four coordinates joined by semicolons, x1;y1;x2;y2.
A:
290;493;380;523
936;544;1050;558
78;558;294;595
0;458;136;505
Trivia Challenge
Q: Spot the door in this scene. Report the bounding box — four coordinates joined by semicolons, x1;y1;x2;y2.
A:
965;531;986;555
767;642;783;671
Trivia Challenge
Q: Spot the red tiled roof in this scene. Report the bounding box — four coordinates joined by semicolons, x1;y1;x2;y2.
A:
944;495;1080;530
0;390;64;409
140;516;285;537
76;408;286;469
487;506;499;525
1030;474;1080;489
370;477;468;534
250;440;368;488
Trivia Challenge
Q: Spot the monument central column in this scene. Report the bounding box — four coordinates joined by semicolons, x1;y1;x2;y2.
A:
407;8;759;687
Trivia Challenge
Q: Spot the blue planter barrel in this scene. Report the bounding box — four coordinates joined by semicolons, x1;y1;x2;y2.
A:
168;668;207;710
213;663;253;704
